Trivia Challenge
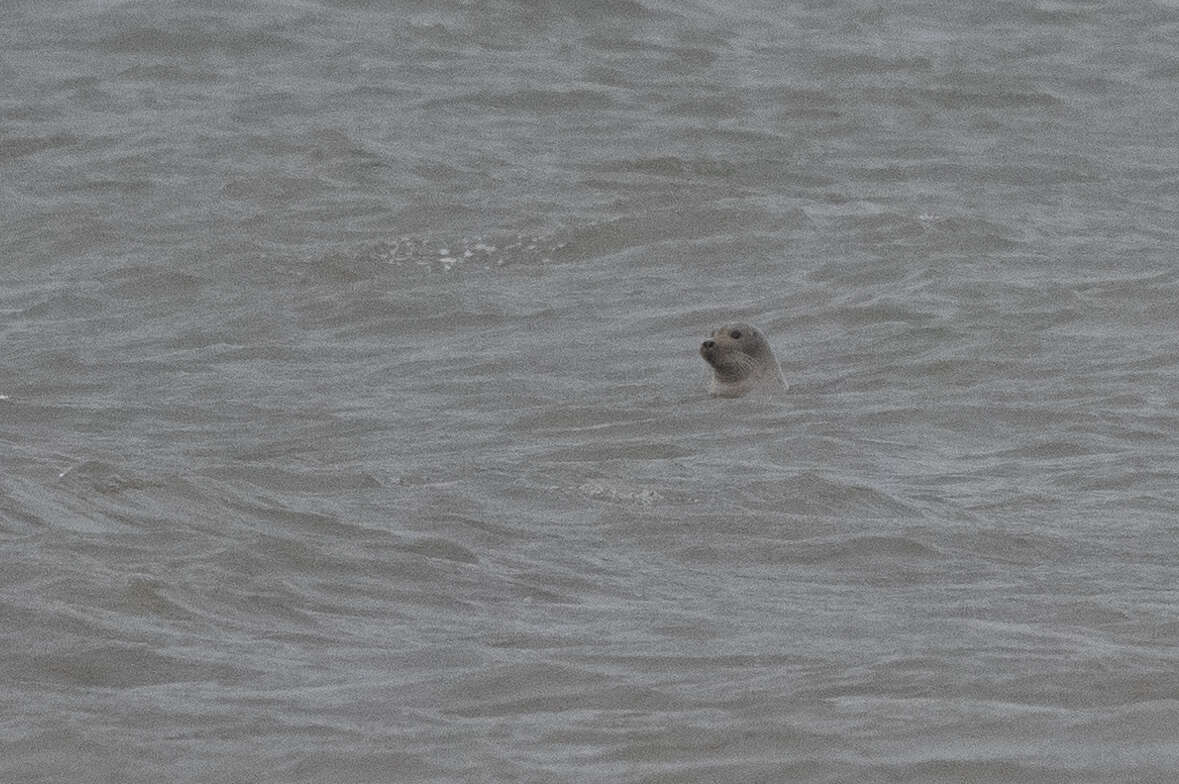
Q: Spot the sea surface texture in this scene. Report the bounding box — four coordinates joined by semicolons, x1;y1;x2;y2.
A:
4;1;1179;781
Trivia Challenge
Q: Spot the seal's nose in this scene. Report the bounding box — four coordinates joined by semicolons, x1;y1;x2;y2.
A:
701;339;715;350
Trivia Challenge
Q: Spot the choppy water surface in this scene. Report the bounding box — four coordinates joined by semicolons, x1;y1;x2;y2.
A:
4;1;1179;781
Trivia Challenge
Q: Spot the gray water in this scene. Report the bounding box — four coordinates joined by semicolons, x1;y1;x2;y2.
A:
4;0;1179;781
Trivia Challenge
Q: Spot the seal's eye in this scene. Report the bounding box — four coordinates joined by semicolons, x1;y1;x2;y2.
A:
729;329;742;340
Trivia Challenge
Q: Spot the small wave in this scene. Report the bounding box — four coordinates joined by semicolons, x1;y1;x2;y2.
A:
222;172;320;204
665;95;746;118
915;87;1061;111
598;156;738;179
0;481;47;535
367;231;570;273
448;681;681;718
0;134;80;162
859;161;1096;187
523;0;650;21
57;460;164;495
121;577;203;622
818;53;932;74
545;442;690;462
97;25;293;56
442;87;615;113
991;440;1095;460
395;537;480;564
118;64;218;83
824;301;937;328
760;471;918;519
21;291;108;319
822;210;1022;253
201;466;382;493
578;480;664;506
14;644;254;688
365;204;796;275
802;534;942;563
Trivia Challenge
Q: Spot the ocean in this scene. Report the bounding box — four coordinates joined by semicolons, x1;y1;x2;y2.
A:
3;0;1179;781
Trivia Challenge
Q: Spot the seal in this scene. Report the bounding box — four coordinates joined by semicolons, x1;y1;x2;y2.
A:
699;322;786;398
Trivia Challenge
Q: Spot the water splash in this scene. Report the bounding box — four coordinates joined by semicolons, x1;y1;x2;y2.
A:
369;230;571;272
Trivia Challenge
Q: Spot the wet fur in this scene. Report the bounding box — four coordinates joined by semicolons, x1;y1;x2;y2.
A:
699;322;786;398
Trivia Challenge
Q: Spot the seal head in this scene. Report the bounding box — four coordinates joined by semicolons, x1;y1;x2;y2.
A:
699;322;786;398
